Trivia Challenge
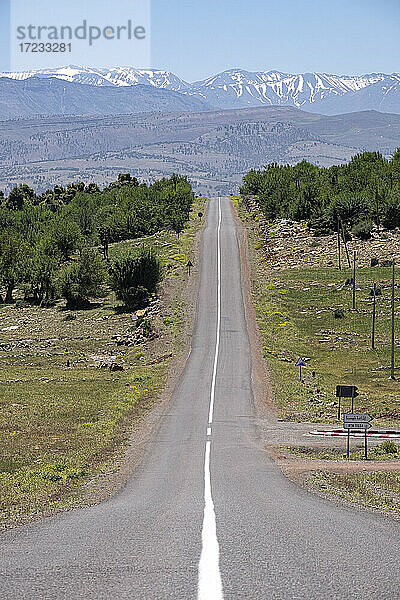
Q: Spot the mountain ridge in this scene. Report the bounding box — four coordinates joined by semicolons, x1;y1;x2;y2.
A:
1;65;399;115
0;104;399;196
0;76;211;119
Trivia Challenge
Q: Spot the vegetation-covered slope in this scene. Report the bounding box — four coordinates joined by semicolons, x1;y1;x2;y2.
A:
241;150;400;234
0;173;193;307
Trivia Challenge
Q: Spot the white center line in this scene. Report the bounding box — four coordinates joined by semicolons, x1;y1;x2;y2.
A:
208;197;222;426
198;198;224;600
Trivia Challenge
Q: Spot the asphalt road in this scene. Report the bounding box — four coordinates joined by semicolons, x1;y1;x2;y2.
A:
1;198;399;599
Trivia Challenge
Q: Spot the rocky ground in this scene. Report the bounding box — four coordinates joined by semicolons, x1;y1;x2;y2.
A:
243;196;400;270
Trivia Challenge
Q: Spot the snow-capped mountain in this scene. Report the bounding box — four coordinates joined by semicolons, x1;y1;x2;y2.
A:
0;66;399;114
0;65;188;90
188;69;387;110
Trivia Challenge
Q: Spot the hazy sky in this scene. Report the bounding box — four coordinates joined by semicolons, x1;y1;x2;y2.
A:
152;0;400;80
1;0;399;77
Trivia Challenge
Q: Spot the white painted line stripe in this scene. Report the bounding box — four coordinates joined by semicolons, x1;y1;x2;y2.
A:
208;197;222;426
198;198;224;600
198;441;224;600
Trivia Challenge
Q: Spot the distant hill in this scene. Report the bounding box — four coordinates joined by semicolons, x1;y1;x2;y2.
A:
0;77;211;119
1;65;399;115
0;105;399;196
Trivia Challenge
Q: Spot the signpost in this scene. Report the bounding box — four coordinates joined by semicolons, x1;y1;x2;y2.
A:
186;260;194;275
343;413;372;459
295;357;306;381
336;385;358;419
372;282;376;349
343;421;371;429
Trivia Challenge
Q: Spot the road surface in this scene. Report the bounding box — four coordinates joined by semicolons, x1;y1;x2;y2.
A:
1;198;399;599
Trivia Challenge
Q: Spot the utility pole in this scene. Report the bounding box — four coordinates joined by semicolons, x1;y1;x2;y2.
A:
340;219;351;268
390;257;395;379
372;282;376;350
337;218;341;270
352;250;356;310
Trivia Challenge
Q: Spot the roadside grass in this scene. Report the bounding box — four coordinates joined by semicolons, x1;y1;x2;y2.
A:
282;440;400;461
236;198;400;426
0;198;207;526
311;470;400;514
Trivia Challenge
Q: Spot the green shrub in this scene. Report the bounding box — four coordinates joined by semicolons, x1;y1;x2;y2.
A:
110;247;163;310
14;299;29;309
378;440;398;455
334;195;368;227
141;318;153;337
37;462;87;482
352;220;373;240
309;213;334;236
59;247;107;309
382;200;400;230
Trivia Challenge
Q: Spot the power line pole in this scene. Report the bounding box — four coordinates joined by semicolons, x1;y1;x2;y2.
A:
390;257;395;379
340;219;351;268
372;282;376;350
337;218;341;270
352;250;356;310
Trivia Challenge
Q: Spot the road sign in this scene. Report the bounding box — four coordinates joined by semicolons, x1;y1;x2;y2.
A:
343;422;371;429
186;260;194;275
336;385;358;398
343;413;372;424
343;413;373;459
295;357;306;381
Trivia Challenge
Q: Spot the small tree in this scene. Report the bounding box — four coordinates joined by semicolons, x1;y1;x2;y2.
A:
110;247;163;310
24;243;59;305
47;219;82;260
0;229;25;303
59;247;107;309
6;184;35;211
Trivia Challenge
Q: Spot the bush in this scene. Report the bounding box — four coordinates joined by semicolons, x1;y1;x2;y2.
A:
59;247;107;309
352;220;373;240
334;195;368;227
382;200;400;230
110;247;163;310
378;440;398;455
309;213;335;236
